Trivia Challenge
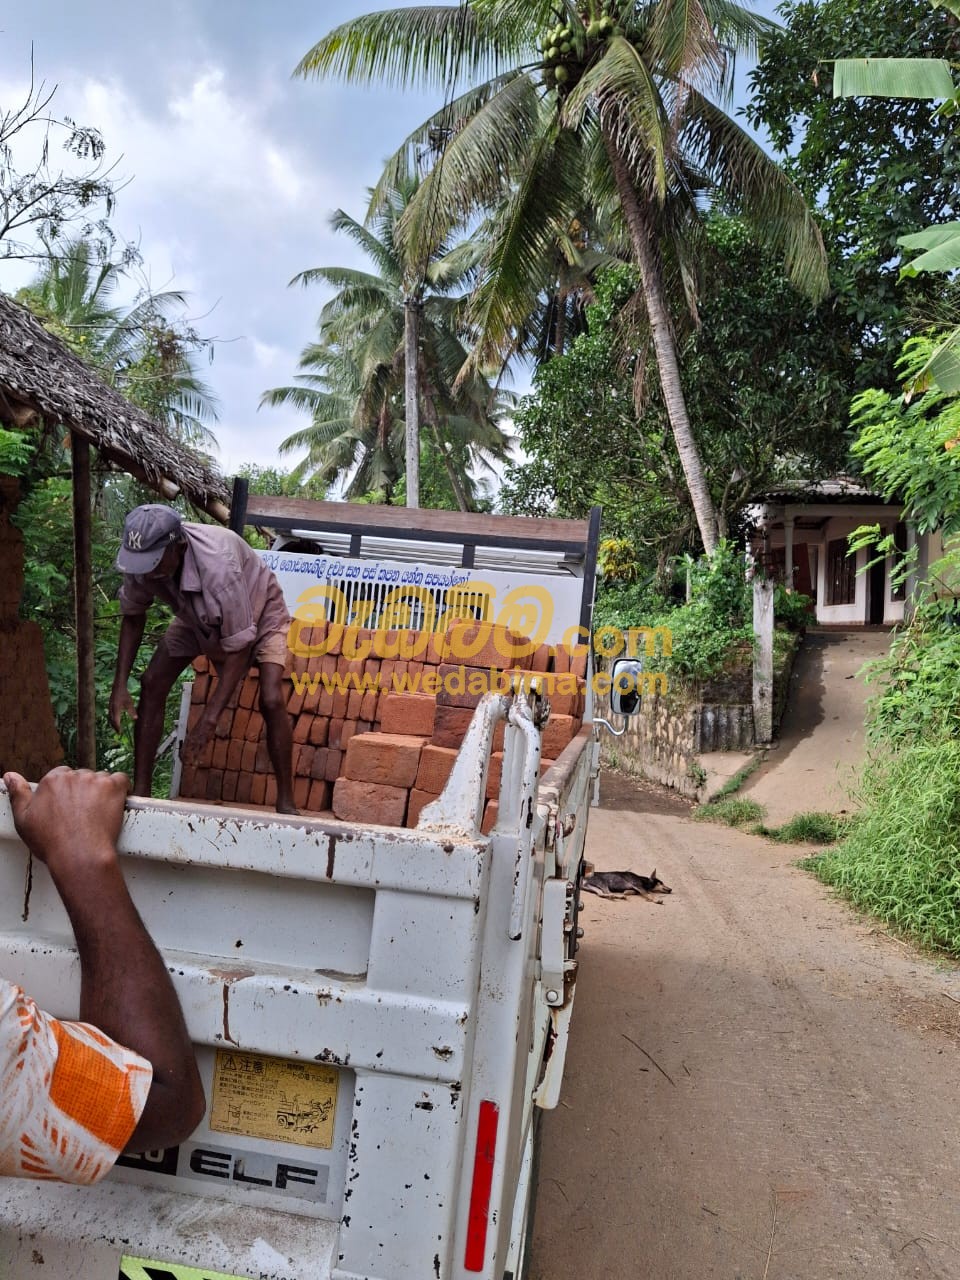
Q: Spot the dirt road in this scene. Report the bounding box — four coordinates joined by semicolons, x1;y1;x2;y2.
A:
532;775;960;1280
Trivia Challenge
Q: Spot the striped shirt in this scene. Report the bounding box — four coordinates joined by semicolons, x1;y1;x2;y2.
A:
0;980;152;1184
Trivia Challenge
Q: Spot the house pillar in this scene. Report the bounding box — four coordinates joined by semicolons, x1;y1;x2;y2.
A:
784;511;795;587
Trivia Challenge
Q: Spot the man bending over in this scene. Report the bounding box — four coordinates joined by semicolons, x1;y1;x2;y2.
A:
109;504;298;814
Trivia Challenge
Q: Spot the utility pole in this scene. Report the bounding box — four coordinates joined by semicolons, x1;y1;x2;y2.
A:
404;294;422;509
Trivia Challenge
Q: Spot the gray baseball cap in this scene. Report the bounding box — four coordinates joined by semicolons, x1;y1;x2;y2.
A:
116;504;183;574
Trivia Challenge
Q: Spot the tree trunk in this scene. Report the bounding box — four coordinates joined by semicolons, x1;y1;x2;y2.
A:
603;133;719;554
555;295;567;358
404;295;421;509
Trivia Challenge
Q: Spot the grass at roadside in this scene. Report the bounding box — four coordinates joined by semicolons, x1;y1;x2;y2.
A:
694;799;849;845
805;739;960;956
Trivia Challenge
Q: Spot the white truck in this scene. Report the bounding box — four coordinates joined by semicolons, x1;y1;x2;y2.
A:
0;496;607;1280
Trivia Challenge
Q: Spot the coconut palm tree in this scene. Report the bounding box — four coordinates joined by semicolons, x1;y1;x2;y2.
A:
18;239;218;448
295;0;828;552
263;184;512;508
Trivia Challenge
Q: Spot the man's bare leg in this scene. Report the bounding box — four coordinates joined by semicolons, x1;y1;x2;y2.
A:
259;662;298;814
133;642;192;797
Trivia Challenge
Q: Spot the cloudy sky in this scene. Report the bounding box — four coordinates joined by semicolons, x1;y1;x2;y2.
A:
0;1;447;474
0;2;773;479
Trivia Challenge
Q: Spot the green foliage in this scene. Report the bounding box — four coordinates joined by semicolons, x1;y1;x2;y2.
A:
692;797;766;827
810;738;960;954
747;0;960;392
502;221;851;575
0;428;33;475
851;336;960;536
774;584;814;632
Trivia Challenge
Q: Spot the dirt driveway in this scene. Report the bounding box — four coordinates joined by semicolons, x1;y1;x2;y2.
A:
532;775;960;1280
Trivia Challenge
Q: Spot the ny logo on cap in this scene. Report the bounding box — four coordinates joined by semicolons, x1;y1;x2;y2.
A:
128;530;143;550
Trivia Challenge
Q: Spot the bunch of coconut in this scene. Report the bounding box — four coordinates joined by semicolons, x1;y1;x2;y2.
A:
540;9;625;91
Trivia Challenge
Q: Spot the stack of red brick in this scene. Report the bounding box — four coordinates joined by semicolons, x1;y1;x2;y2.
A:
177;620;589;830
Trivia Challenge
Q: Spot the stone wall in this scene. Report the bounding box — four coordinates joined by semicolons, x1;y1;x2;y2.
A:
0;476;64;780
599;632;800;798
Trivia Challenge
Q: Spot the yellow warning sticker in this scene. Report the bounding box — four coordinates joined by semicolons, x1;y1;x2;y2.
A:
119;1259;251;1280
210;1050;339;1149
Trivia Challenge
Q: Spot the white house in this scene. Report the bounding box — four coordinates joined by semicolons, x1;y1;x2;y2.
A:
750;478;923;627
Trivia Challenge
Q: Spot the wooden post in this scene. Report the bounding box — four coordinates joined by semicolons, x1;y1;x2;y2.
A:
753;577;774;746
71;434;97;768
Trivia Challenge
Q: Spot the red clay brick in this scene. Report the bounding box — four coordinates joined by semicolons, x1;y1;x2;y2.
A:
485;752;503;800
286;679;308;717
324;748;343;782
328;718;346;749
360;689;379;722
212;739;229;770
541;714;576;758
245;711;266;743
344;733;424;788
443;622;535;671
340;721;358;749
292;713;314;745
226;739;244;772
265;777;278;808
307;779;331;812
296;745;315;776
206;769;224;801
255;741;271;771
332;778;408;827
241;741;258;774
187;701;204;731
331;687;349;720
571;647;589;679
406;788;436;828
310;748;329;780
233;708;251;740
532;643;552;673
178;765;197;797
309;717;329;747
436;664;498;709
250;773;267;806
346;688;364;720
235;772;253;804
192;656;210;676
431;704;474;750
222;771;239;804
415;744;458;794
380;693;436;737
239;676;258;710
192;672;210;702
547;673;581;717
481;800;498;835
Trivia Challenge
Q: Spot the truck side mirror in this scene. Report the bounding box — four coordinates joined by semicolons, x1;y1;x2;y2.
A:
610;658;643;717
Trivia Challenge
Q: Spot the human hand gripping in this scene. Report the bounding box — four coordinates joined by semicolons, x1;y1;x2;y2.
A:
2;766;130;879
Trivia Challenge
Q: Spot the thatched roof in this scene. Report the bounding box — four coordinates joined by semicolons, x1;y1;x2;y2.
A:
0;290;230;519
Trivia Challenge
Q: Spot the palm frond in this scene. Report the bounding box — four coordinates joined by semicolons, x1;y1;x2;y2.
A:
564;38;670;202
464;125;588;370
294;5;526;91
645;0;727;85
399;72;544;266
681;89;829;301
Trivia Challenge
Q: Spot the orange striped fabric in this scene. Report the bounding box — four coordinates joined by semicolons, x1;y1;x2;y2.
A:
0;980;152;1184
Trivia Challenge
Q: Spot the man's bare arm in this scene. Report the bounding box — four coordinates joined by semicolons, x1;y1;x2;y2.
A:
181;645;254;766
110;613;147;731
3;768;205;1151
